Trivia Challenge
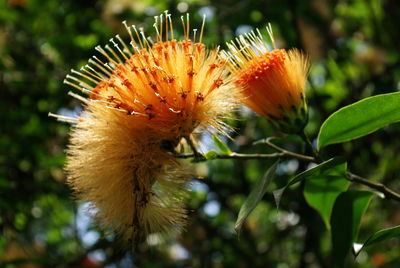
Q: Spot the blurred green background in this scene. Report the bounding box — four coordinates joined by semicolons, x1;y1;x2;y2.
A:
1;0;400;267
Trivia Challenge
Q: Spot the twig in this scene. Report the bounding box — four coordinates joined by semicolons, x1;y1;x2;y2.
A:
296;132;400;202
346;172;400;202
175;137;400;203
174;150;314;162
253;137;316;162
301;130;400;202
174;152;282;160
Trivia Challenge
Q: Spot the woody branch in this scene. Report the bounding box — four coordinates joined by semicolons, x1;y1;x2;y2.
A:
174;137;400;203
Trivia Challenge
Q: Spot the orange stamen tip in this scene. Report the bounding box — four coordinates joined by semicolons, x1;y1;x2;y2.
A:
62;12;242;245
236;49;287;85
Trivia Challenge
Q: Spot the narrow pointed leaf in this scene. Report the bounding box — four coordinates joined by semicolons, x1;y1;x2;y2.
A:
235;161;279;235
318;92;400;149
354;225;400;257
272;188;285;210
272;157;345;208
331;190;374;267
212;134;232;154
285;157;345;188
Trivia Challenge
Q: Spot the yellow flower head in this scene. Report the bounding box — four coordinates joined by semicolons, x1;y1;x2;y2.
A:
51;12;241;245
221;25;310;133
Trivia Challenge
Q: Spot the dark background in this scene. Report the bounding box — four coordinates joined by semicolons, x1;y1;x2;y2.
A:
1;0;400;267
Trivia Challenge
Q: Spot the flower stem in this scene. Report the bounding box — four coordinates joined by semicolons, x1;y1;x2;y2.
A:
299;129;321;163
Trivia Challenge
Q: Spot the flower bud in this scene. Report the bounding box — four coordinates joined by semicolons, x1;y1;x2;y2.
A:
222;28;310;133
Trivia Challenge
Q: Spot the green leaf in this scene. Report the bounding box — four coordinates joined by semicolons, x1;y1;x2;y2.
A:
318;92;400;149
304;162;349;229
235;161;279;235
212;134;232;154
354;225;400;257
273;157;346;208
304;176;349;229
331;190;374;267
204;150;218;160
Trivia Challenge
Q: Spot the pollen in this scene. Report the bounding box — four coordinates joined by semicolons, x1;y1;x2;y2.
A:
55;11;241;246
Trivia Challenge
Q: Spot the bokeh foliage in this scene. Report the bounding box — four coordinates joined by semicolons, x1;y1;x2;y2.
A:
1;0;400;267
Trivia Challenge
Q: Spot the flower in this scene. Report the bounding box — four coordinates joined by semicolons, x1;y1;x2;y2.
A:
221;25;310;133
50;12;240;245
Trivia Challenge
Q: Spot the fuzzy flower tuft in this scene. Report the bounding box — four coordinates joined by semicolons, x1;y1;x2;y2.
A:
221;25;310;133
50;12;241;246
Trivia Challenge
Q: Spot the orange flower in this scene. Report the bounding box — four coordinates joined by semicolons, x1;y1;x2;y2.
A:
50;12;240;245
221;25;310;133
